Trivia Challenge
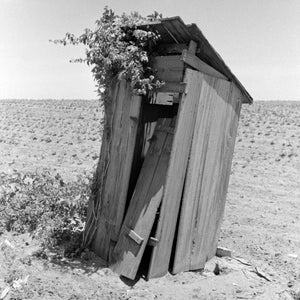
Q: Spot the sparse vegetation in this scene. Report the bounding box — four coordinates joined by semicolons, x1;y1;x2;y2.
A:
0;170;91;256
0;100;300;299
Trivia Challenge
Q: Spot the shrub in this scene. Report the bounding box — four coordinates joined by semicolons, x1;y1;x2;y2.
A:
0;170;91;256
52;7;164;98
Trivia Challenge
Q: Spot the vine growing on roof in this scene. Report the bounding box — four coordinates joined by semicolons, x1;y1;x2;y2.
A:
52;8;164;250
52;7;163;99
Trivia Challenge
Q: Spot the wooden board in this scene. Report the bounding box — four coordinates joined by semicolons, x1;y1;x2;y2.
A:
111;117;176;280
153;93;174;105
205;84;242;257
150;55;184;82
189;79;241;270
172;75;242;274
172;74;217;273
156;82;186;93
91;80;142;261
147;69;204;279
181;50;228;80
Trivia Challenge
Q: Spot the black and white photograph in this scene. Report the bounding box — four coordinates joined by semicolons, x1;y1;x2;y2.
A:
0;0;299;299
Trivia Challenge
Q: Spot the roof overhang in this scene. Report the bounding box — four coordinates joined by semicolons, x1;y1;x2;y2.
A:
140;17;253;104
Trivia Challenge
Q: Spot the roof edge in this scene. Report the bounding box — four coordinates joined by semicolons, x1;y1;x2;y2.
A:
141;17;253;104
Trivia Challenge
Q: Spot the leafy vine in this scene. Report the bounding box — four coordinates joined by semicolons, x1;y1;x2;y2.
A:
52;7;164;98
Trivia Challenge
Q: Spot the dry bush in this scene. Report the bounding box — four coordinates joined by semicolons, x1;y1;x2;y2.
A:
0;170;92;256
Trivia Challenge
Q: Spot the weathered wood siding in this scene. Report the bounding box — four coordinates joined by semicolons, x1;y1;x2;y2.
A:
172;76;242;274
111;117;176;280
91;80;142;261
151;55;184;83
90;70;243;278
147;69;204;279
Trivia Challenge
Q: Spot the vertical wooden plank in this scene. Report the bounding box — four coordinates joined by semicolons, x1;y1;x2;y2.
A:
206;84;242;256
112;118;175;280
92;80;142;261
111;95;142;243
172;75;218;274
147;69;203;279
172;75;242;274
189;77;232;270
188;40;198;54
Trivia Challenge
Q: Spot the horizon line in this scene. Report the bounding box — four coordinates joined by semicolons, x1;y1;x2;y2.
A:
1;98;300;102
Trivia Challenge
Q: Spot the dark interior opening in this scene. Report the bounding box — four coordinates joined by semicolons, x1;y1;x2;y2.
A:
125;99;178;216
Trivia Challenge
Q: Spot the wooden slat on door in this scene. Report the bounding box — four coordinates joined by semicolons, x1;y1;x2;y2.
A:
147;69;204;279
112;117;175;280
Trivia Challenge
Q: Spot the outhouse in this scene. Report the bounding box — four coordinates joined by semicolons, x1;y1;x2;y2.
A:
85;16;253;280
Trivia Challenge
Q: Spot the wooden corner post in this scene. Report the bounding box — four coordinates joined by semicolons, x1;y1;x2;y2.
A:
84;79;142;262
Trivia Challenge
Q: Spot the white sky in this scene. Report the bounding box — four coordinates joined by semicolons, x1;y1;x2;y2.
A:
0;0;299;100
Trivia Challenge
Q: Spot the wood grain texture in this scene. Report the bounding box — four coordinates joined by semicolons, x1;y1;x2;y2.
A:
181;50;228;80
156;82;186;94
172;75;242;274
147;69;203;279
206;84;242;257
151;55;184;82
112;117;175;280
189;76;231;270
92;81;142;261
172;74;217;273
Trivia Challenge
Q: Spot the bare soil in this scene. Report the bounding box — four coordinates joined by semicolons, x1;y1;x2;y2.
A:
0;99;299;299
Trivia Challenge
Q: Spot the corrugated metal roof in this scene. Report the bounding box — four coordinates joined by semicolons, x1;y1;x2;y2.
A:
141;17;253;104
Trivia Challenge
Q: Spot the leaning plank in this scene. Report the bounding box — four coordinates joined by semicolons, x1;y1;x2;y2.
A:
172;75;218;274
147;69;203;279
111;95;142;243
181;49;228;80
206;84;242;257
174;76;231;272
91;81;142;261
189;78;235;270
172;74;239;273
112;118;175;280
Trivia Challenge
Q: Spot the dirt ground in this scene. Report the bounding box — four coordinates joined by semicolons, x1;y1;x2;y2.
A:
0;99;299;299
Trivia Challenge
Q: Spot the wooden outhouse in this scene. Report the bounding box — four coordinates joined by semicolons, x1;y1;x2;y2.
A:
86;16;252;280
